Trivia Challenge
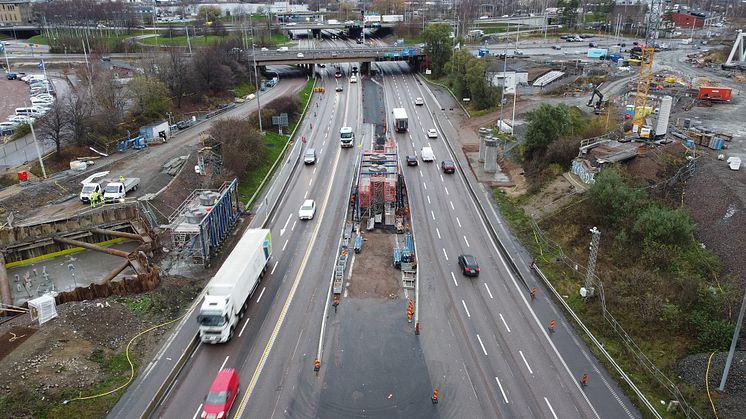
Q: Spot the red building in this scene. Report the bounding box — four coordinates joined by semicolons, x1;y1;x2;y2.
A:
669;12;704;28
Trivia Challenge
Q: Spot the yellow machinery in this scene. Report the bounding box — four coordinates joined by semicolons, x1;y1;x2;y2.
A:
631;47;655;135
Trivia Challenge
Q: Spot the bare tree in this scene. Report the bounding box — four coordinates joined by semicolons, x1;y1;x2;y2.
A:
66;89;93;147
158;48;192;108
37;101;69;157
91;70;127;135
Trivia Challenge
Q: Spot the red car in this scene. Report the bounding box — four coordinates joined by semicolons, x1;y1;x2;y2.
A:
441;160;456;174
202;369;239;419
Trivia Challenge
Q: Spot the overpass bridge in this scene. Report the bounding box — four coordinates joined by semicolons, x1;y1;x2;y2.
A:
251;46;422;65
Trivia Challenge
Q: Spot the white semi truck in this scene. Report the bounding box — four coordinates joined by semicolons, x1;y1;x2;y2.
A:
393;107;408;132
198;229;272;344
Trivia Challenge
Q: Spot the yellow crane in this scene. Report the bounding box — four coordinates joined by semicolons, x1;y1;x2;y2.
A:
631;46;656;138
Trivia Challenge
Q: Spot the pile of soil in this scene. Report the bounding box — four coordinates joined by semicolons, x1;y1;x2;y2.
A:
347;231;401;298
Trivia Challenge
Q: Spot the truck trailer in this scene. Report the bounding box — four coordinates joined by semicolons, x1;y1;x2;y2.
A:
198;229;272;344
698;86;732;102
139;121;170;144
393;108;408;132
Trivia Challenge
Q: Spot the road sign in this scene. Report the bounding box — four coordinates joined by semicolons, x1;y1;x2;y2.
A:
272;113;289;134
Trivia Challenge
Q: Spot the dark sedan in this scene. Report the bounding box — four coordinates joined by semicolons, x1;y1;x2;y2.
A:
458;254;480;277
441;160;455;174
406;155;418;166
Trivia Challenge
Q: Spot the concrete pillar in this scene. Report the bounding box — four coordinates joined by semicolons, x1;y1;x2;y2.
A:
0;254;11;311
478;127;490;162
484;138;498;173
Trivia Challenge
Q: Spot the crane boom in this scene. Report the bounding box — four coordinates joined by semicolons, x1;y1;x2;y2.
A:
631;47;655;134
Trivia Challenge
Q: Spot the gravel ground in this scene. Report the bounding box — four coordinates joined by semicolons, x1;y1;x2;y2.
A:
677;351;746;418
347;231;402;298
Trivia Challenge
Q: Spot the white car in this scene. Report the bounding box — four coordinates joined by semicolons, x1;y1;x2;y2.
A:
261;47;269;51
415;97;424;106
8;115;34;124
350;75;357;83
277;46;289;52
0;121;18;130
427;129;438;139
298;199;316;220
297;52;304;58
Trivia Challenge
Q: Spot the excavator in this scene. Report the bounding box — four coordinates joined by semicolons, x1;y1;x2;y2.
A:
586;87;605;115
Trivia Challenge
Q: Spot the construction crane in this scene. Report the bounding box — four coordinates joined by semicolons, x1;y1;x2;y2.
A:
630;0;662;137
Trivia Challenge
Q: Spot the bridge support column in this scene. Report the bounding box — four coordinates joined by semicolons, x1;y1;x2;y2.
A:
361;61;371;76
311;28;321;39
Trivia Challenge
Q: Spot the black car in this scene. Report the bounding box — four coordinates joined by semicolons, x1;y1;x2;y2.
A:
176;120;193;130
441;160;455;174
335;71;342;78
458;255;480;277
406;155;418;166
335;85;343;92
352;66;358;74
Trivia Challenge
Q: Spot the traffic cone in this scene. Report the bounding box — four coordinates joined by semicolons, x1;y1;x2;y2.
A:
314;357;320;372
581;373;588;387
431;388;438;404
549;320;555;333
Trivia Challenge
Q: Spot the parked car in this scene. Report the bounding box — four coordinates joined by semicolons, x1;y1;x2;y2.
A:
298;199;316;220
201;369;239;419
406;155;418;166
458;254;480;277
441;160;455;174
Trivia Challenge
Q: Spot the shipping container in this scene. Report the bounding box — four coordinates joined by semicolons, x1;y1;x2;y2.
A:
697;86;732;101
587;48;608;58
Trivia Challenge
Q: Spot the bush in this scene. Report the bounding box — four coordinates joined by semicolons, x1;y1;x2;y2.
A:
11;123;30;140
586;167;646;227
633;205;695;248
209;118;267;175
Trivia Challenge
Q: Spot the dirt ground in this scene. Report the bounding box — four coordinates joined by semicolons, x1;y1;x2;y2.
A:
0;276;203;418
346;231;402;298
0;78;28;122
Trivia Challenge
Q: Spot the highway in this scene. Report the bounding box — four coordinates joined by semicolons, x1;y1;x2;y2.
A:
105;32;648;419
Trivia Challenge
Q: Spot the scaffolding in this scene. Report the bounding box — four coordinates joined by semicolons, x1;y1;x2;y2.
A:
357;147;399;226
167;179;242;266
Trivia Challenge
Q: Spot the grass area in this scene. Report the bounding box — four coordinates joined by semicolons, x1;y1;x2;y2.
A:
492;189;712;416
140;34;231;46
237;131;290;203
237;78;315;204
232;81;256;98
125;296;153;315
0;349;132;418
271;32;290;45
27;35;48;45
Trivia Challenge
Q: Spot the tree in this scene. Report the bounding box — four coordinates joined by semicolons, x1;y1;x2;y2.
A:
523;104;573;159
586;167;645;227
37;101;69;157
559;0;580;28
465;56;498;110
339;1;354;20
371;0;405;15
65;89;93;146
422;23;452;77
127;76;173;119
198;5;222;24
91;70;127;134
191;45;233;94
209;118;267;175
158;48;192;108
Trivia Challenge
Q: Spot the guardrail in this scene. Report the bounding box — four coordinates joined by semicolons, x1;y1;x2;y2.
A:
422;76;663;418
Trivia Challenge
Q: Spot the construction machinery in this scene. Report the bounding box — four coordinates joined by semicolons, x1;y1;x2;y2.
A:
586;87;605;115
629;0;662;137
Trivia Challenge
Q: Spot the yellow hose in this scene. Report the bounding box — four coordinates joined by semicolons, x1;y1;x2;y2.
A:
705;352;719;419
63;314;185;404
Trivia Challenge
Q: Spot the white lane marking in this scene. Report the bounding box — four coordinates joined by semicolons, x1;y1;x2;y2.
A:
440;174;444;182
464;235;470;248
476;333;487;355
436;227;441;239
427;195;431;204
484;283;494;299
462;300;472;318
545;397;559;419
280;213;292;236
282;239;289;251
419;170;423;178
451;272;458;287
445;186;449;195
450;201;455;210
495;376;510;404
499;313;512;333
304;190;308;199
270;260;279;275
519;350;534;375
192;404;203;419
442;248;449;261
456;217;462;227
256;287;266;303
238;317;251;337
431;210;435;220
292;221;298;231
423;182;427;190
313;167;317;174
322;140;326;146
219;356;230;371
309;178;313;186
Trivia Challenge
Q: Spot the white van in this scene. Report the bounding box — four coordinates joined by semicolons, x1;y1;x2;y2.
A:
15;107;43;117
421;146;435;162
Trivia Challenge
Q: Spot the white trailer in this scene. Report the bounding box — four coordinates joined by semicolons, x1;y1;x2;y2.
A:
198;229;272;344
393;107;408;132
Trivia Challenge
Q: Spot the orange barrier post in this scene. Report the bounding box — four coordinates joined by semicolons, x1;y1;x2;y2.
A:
549;320;555;333
531;287;537;300
314;357;320;372
581;373;588;387
431;388;439;404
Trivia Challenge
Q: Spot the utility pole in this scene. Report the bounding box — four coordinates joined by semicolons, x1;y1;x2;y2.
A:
719;290;746;391
582;227;600;300
250;18;263;133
